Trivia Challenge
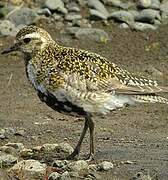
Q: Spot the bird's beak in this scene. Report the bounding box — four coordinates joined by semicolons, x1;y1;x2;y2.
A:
1;42;20;54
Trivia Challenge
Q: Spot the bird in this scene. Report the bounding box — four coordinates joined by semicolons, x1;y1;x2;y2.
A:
1;25;168;160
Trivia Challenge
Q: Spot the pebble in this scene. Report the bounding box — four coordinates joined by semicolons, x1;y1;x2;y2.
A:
104;0;133;9
0;152;18;167
134;9;161;23
98;161;114;171
88;0;109;17
41;143;59;152
137;0;152;9
37;8;52;16
160;1;168;21
68;2;80;13
133;22;157;31
20;148;34;157
14;129;26;136
0;20;15;36
5;142;25;152
48;172;61;180
52;160;68;169
8;160;46;180
109;10;134;24
68;160;88;172
45;0;68;14
57;142;74;155
65;27;109;43
65;13;82;21
90;9;108;20
7;7;38;25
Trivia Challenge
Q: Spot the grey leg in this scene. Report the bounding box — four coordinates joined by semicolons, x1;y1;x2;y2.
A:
66;117;89;160
66;114;95;160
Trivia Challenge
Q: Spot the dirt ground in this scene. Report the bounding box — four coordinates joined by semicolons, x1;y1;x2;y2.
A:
0;21;168;180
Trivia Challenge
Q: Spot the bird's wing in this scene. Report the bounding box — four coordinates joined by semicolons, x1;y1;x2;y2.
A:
66;48;168;95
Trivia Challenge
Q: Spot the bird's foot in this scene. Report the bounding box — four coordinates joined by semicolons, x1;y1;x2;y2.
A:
85;153;95;162
66;149;79;160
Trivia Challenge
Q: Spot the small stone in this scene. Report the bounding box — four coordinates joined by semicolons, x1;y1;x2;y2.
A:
137;0;152;9
65;13;82;21
88;0;109;17
68;160;88;172
61;171;71;180
20;148;34;157
37;8;52;16
48;172;61;180
44;0;68;14
65;27;109;43
7;7;38;26
53;13;62;21
0;152;18;167
90;9;108;20
109;10;134;24
0;129;6;139
98;161;113;171
8;160;46;179
0;20;15;36
14;129;26;136
5;143;24;152
160;1;168;21
41;143;59;152
68;2;80;12
52;160;68;169
132;22;157;31
134;9;161;23
57;142;74;155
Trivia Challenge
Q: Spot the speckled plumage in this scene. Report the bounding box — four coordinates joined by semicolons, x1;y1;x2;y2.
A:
2;25;168;160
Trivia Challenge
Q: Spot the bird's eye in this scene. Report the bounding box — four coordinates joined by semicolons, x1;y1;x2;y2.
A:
23;38;31;44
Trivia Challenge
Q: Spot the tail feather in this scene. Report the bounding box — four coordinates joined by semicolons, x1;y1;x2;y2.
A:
132;94;168;104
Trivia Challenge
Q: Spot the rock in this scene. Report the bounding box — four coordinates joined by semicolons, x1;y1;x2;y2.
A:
0;152;18;167
20;148;34;157
160;1;168;21
48;172;61;180
53;13;62;21
132;22;157;30
5;142;24;152
150;0;160;9
14;129;26;136
52;160;68;169
65;27;109;43
61;171;71;180
103;0;133;9
68;2;80;12
8;160;46;180
56;142;74;155
41;143;59;152
65;13;82;21
0;20;15;36
44;0;68;14
130;172;152;180
8;7;38;26
68;160;88;172
137;0;152;9
98;161;113;171
88;0;109;17
0;128;6;139
37;8;52;16
109;10;134;24
90;9;108;20
134;9;161;23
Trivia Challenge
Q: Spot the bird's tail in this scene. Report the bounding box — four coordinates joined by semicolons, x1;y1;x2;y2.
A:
132;94;168;104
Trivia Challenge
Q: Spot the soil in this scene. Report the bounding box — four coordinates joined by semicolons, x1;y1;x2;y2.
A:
0;21;168;180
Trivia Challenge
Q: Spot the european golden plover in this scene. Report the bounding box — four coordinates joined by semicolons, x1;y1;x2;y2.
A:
2;26;168;160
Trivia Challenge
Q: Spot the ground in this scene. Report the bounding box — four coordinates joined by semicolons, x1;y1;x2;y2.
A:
0;21;168;179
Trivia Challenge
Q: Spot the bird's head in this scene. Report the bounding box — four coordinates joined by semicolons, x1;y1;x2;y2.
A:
1;25;53;55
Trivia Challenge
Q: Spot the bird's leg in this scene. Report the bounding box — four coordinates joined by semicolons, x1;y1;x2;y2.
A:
66;117;89;160
86;115;95;161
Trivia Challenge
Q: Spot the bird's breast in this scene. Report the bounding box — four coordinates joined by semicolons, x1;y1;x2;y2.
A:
26;63;47;94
